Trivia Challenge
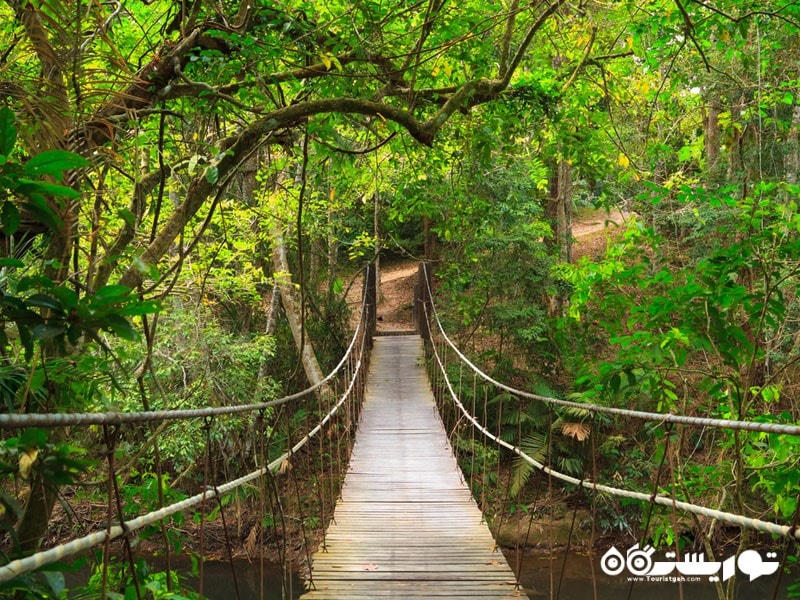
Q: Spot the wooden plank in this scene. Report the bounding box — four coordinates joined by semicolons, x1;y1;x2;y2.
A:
299;336;526;599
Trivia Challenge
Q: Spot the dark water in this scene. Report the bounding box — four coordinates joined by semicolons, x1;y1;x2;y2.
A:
64;557;304;599
65;550;795;599
179;560;304;600
508;549;795;600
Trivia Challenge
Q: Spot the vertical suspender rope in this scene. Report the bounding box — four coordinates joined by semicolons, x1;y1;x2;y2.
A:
283;409;294;600
216;489;242;600
316;387;328;553
546;407;554;599
257;409;267;600
514;397;523;590
589;415;599;600
290;408;314;592
666;428;685;600
469;372;478;496
492;390;506;551
198;416;213;600
104;424;142;600
480;385;490;522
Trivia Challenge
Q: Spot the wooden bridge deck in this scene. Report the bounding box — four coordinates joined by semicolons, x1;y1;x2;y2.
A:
300;335;524;599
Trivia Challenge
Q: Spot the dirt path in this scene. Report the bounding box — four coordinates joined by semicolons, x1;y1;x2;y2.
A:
572;207;631;261
350;207;630;331
374;261;418;332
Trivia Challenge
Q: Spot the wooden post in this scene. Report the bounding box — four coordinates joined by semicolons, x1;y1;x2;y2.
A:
415;262;432;344
364;263;377;339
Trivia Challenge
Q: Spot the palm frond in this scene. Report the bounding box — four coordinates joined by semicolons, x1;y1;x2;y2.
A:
510;431;547;496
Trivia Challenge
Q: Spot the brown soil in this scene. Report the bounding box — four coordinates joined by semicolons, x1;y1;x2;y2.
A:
374;260;418;332
571;207;632;262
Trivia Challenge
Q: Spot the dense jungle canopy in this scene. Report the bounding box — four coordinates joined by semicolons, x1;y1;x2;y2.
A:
2;0;800;597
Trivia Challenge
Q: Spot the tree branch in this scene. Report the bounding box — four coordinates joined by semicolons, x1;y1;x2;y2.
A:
687;0;800;29
561;26;597;93
116;2;564;289
674;0;711;73
499;0;520;77
501;0;568;87
68;27;206;151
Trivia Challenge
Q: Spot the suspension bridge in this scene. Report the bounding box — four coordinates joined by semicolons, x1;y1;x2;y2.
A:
300;334;520;599
1;263;799;599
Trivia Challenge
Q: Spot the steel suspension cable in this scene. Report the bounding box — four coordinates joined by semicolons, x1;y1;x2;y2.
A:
422;298;800;542
0;288;369;429
0;309;370;584
421;263;800;437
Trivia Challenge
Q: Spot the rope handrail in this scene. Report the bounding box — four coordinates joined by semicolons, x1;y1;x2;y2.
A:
425;303;800;541
421;263;800;437
0;309;370;584
0;287;369;430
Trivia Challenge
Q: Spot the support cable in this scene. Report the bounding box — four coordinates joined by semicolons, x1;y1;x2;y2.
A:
420;263;800;437
103;425;141;600
0;293;368;429
422;296;800;542
0;316;369;584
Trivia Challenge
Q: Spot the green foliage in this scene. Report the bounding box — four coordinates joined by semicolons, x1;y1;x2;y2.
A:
559;178;800;538
110;305;279;476
0;107;88;236
0;560;77;599
75;554;199;600
455;436;499;501
1;277;159;360
0;109;153;360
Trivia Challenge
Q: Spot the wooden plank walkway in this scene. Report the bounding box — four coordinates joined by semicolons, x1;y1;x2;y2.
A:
300;335;524;599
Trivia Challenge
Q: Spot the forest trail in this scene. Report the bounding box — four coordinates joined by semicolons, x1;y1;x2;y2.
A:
367;206;629;330
374;261;419;332
571;206;630;261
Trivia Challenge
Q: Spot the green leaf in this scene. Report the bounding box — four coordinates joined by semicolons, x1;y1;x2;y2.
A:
0;258;24;268
17;275;54;293
32;323;65;340
17;179;81;199
1;202;20;235
49;286;78;309
93;284;131;301
41;570;65;597
103;314;138;340
23;150;89;179
0;107;16;156
118;300;161;317
19;201;62;231
26;294;63;312
118;208;136;227
205;165;219;184
20;428;47;447
17;324;33;360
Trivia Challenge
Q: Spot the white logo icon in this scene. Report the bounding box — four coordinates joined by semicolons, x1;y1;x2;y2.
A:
600;544;780;582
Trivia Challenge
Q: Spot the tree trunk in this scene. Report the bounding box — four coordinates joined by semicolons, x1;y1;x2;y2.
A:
374;192;383;303
423;216;437;261
545;145;572;317
270;224;333;399
786;103;800;184
728;96;744;178
545;155;572;263
705;96;721;172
